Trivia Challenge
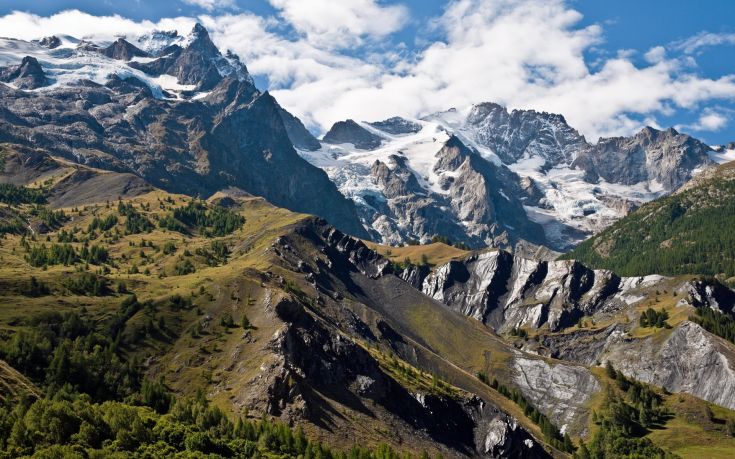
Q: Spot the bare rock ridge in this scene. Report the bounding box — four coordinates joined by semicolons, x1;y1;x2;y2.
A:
248;219;555;456
323;119;383;150
277;104;321;151
466;102;588;166
466;102;715;192
129;23;243;91
268;294;547;458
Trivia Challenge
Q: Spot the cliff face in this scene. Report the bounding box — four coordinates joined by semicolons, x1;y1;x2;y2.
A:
540;321;735;410
402;245;735;413
416;250;624;332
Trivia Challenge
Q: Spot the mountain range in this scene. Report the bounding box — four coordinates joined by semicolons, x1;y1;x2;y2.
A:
1;23;735;459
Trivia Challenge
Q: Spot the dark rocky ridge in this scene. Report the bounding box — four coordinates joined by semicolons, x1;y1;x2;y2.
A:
102;38;149;61
277;104;321;151
323;119;383;150
0;56;48;89
369;116;423;135
36;36;61;49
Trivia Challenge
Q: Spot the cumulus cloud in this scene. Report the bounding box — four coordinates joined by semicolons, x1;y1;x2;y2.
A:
0;10;193;42
264;0;735;139
686;108;729;132
1;1;735;141
267;0;409;48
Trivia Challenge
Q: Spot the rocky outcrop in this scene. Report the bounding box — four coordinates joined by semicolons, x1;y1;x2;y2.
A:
542;321;735;411
422;251;513;323
511;356;600;435
36;36;61;49
573;127;714;191
102;38;149;61
323;119;383;150
0;56;48;89
420;250;627;332
369;117;422;135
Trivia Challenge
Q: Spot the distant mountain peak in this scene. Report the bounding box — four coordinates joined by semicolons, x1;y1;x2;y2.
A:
102;38;149;61
323;119;383;150
183;22;219;56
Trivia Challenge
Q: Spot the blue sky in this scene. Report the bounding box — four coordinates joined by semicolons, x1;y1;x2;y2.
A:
1;0;734;144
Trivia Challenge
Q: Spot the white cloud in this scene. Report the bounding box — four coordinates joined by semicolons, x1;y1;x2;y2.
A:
674;31;735;54
687;108;729;132
1;1;735;142
267;0;409;48
644;46;666;64
182;0;237;12
0;10;193;42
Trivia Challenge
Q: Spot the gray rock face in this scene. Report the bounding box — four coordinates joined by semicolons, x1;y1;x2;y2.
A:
0;56;48;89
421;250;627;332
423;251;513;323
466;102;588;167
369;116;422;135
542;321;735;411
573;127;715;190
511;355;600;434
323;119;383;150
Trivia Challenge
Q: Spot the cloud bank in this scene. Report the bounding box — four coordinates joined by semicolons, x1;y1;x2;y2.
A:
1;0;735;140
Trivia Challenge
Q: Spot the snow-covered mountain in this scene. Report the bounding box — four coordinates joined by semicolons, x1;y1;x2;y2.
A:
0;24;250;98
0;24;368;238
0;25;728;252
297;104;725;251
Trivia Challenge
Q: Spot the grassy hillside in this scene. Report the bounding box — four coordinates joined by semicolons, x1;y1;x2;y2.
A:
365;241;471;266
562;162;735;281
1;152;734;457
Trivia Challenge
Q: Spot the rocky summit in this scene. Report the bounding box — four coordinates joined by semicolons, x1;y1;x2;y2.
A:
1;17;735;459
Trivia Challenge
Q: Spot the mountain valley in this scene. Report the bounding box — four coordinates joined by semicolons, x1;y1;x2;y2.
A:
0;21;734;459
